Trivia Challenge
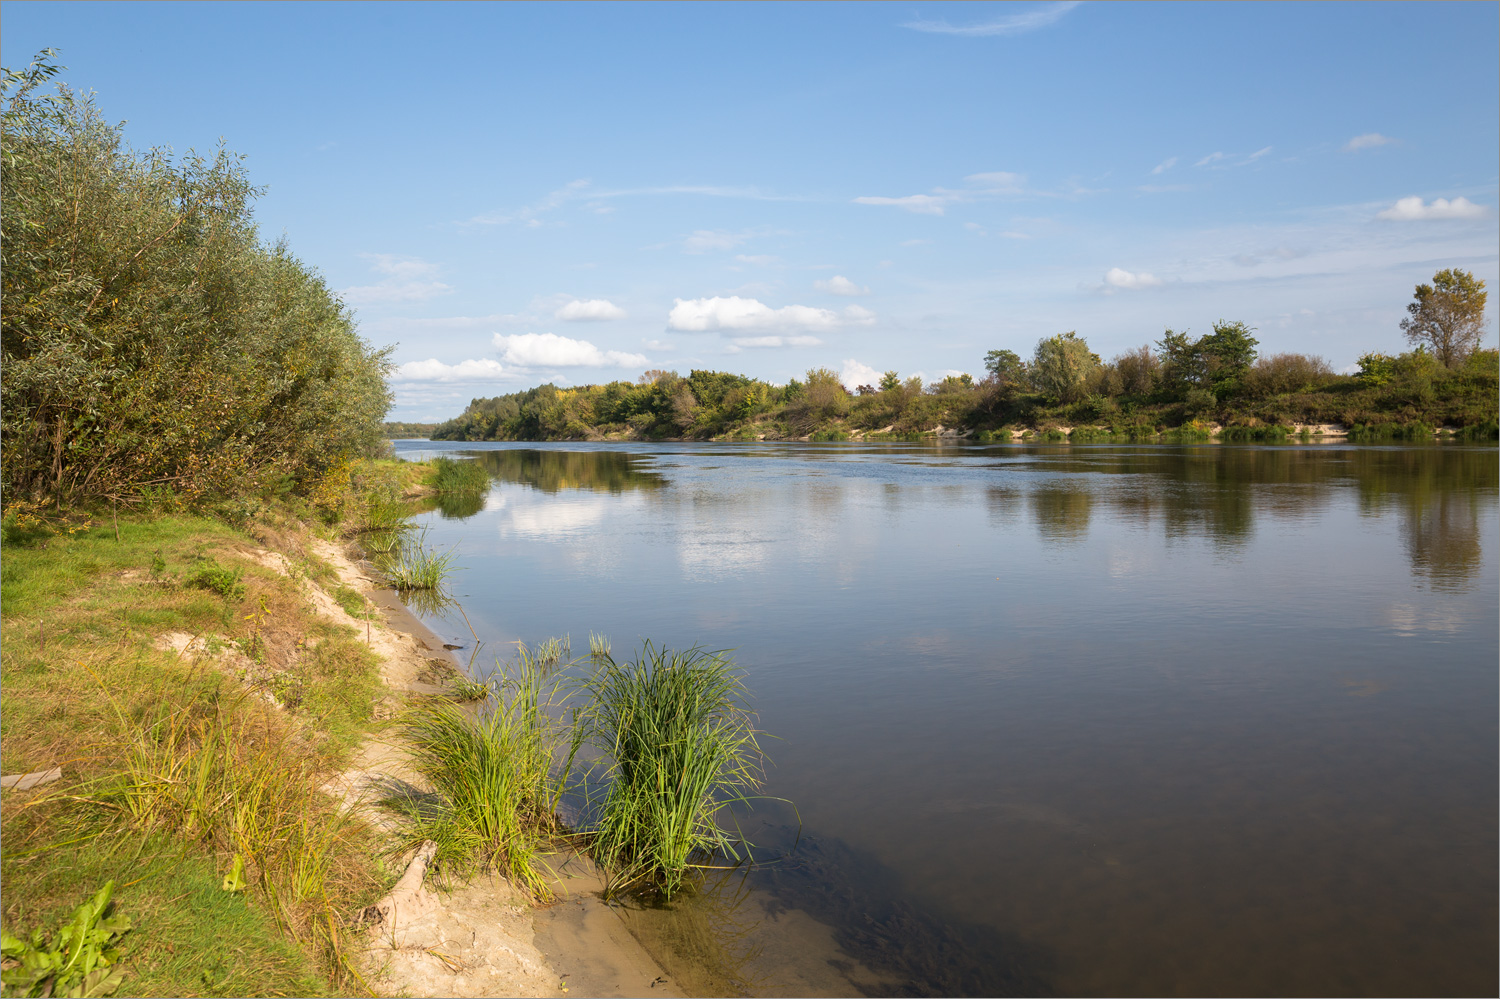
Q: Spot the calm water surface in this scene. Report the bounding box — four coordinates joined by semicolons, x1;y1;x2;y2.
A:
394;441;1498;997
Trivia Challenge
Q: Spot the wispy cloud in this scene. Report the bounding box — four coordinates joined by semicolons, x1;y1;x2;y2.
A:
684;229;752;253
854;170;1062;215
726;335;823;350
1150;157;1178;176
1344;132;1396;152
1376;196;1486;221
339;254;453;304
493;332;647;368
902;1;1080;37
1194;147;1273;169
668;296;875;332
467;180;811;226
554;298;626;321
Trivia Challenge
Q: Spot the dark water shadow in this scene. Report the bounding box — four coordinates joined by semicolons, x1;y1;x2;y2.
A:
745;824;1056;997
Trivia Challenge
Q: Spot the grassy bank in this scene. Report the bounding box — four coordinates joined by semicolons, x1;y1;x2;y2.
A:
1;454;769;995
0;458;459;997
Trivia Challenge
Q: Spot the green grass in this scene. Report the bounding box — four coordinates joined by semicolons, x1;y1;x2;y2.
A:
1;507;392;996
388;651;576;900
1;834;328;998
428;456;490;494
578;643;764;899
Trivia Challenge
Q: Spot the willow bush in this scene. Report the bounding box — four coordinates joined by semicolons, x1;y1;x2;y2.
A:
1;51;391;505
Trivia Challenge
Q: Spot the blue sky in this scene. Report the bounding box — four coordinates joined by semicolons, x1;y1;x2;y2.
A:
5;1;1497;421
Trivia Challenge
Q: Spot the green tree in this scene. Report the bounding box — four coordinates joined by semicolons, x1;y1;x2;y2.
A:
1;51;391;502
1031;332;1100;403
1197;320;1259;395
1400;268;1489;367
983;349;1028;389
879;370;901;392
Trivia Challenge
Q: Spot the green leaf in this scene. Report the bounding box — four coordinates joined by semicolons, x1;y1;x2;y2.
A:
221;853;247;892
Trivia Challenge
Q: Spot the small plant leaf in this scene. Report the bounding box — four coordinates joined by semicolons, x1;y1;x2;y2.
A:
221;853;247;892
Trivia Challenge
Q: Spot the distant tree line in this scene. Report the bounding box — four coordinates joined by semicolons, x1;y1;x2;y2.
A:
432;272;1494;443
1;51;392;505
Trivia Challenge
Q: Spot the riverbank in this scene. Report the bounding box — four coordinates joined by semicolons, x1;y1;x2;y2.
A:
0;478;679;998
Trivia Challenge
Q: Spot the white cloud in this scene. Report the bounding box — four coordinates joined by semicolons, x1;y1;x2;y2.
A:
1345;133;1395;152
492;332;647;368
852;194;949;215
554;298;626;321
902;238;933;246
729;335;823;349
1195;152;1226;167
841;359;883;388
1103;267;1163;291
1375;196;1486;221
1247;146;1273;161
734;254;781;266
340;254;453;304
667;296;875;332
390;358;506;383
815;275;870;296
998;230;1031;239
1150;157;1178;175
902;1;1079;37
643;339;674;350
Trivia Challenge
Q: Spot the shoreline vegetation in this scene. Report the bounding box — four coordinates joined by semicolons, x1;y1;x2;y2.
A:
1;52;715;999
424;325;1498;447
0;458;724;998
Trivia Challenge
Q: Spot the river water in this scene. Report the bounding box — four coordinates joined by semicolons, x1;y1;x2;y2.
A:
392;440;1497;997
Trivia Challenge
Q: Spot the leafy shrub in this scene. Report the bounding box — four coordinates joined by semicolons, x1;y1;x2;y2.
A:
1;53;391;504
186;559;245;601
1245;354;1334;396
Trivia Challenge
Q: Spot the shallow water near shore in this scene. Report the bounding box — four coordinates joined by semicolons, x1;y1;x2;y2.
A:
395;439;1498;997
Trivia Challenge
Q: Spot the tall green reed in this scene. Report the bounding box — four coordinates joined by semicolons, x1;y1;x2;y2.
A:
392;648;580;900
579;642;764;899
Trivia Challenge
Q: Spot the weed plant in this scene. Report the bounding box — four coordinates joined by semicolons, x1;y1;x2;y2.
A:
578;643;764;899
588;632;611;663
390;650;578;899
373;528;457;590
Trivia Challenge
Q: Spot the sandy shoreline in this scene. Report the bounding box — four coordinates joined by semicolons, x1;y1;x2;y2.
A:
299;537;684;999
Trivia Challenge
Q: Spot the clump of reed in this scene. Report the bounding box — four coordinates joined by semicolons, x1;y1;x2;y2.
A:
579;642;764;899
372;527;457;590
391;650;578;900
534;635;570;671
588;632;611;663
429;456;490;494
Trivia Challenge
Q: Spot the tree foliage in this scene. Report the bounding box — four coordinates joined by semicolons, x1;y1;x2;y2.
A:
1400;268;1489;367
1030;332;1100;403
1;51;391;504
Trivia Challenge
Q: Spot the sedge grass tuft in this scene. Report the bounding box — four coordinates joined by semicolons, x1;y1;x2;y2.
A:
389;650;579;900
579;642;764;899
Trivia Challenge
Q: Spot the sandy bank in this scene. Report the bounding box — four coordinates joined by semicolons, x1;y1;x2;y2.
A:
295;538;681;998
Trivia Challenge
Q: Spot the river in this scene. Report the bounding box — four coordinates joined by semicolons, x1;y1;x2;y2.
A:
393;440;1497;997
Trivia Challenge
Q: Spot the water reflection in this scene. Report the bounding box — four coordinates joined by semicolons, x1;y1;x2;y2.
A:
465;447;666;493
1030;486;1093;544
